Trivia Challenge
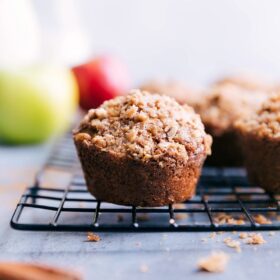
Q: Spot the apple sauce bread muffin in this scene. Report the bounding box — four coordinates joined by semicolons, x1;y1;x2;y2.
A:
73;89;212;206
140;80;204;107
195;84;268;166
235;94;280;193
213;74;275;91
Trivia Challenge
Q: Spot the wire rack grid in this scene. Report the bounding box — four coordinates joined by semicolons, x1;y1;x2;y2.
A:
10;133;280;232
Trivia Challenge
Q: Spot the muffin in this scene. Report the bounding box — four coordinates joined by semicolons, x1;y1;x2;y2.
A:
73;90;212;206
213;74;275;91
235;94;280;192
140;80;204;107
194;84;268;166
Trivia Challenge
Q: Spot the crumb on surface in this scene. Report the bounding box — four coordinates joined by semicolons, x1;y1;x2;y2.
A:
139;264;149;273
253;214;272;225
223;237;241;252
214;213;245;225
209;232;216;239
239;233;248;239
197;251;230;273
246;233;266;245
87;232;100;242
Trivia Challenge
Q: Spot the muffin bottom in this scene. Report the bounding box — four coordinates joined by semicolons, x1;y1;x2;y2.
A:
239;133;280;193
75;142;206;207
205;131;243;167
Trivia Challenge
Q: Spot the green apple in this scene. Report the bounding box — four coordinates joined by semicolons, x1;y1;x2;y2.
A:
0;65;78;144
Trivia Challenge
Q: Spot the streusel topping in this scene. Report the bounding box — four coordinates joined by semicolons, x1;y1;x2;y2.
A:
235;94;280;139
74;90;211;163
195;84;268;135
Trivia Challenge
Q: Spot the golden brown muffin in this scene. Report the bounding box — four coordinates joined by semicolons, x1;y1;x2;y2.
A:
235;94;280;192
140;80;204;107
73;90;212;206
213;73;275;91
195;84;268;166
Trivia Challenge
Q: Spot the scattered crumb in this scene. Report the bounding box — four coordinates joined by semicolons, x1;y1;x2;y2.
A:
253;214;272;225
232;231;237;234
174;203;185;209
197;251;230;273
223;237;241;252
87;232;100;242
209;232;216;239
239;233;248;239
117;214;124;222
138;213;149;221
174;204;188;220
214;213;245;225
269;231;276;236
139;264;149;273
246;233;266;245
175;213;189;220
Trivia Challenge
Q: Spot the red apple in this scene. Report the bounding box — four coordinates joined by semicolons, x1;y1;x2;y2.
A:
72;55;130;110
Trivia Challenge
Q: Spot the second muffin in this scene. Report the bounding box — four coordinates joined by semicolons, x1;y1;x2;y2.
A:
74;90;212;206
235;94;280;193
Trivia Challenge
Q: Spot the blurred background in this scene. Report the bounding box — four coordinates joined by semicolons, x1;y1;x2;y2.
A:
2;0;280;83
1;0;280;144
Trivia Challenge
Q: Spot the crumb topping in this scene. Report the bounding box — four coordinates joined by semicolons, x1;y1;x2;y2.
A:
214;213;245;225
87;232;100;242
223;237;241;252
197;251;230;273
253;214;272;225
246;233;266;245
74;90;212;164
195;84;268;135
235;94;280;139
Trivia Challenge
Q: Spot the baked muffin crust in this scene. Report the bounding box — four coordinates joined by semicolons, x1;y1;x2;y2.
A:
235;94;280;192
235;94;280;139
75;89;211;166
74;90;212;206
196;84;268;136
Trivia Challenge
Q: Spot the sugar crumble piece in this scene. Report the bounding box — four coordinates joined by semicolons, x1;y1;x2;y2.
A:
197;251;230;273
209;232;216;239
175;213;189;220
223;237;241;252
239;232;248;239
214;213;245;225
246;233;266;245
139;264;149;273
87;232;100;242
253;214;272;225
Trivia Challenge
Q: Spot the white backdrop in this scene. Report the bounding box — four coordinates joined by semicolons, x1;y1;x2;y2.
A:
1;0;280;85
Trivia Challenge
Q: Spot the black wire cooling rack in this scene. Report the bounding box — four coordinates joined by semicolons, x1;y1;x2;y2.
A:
10;132;280;232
